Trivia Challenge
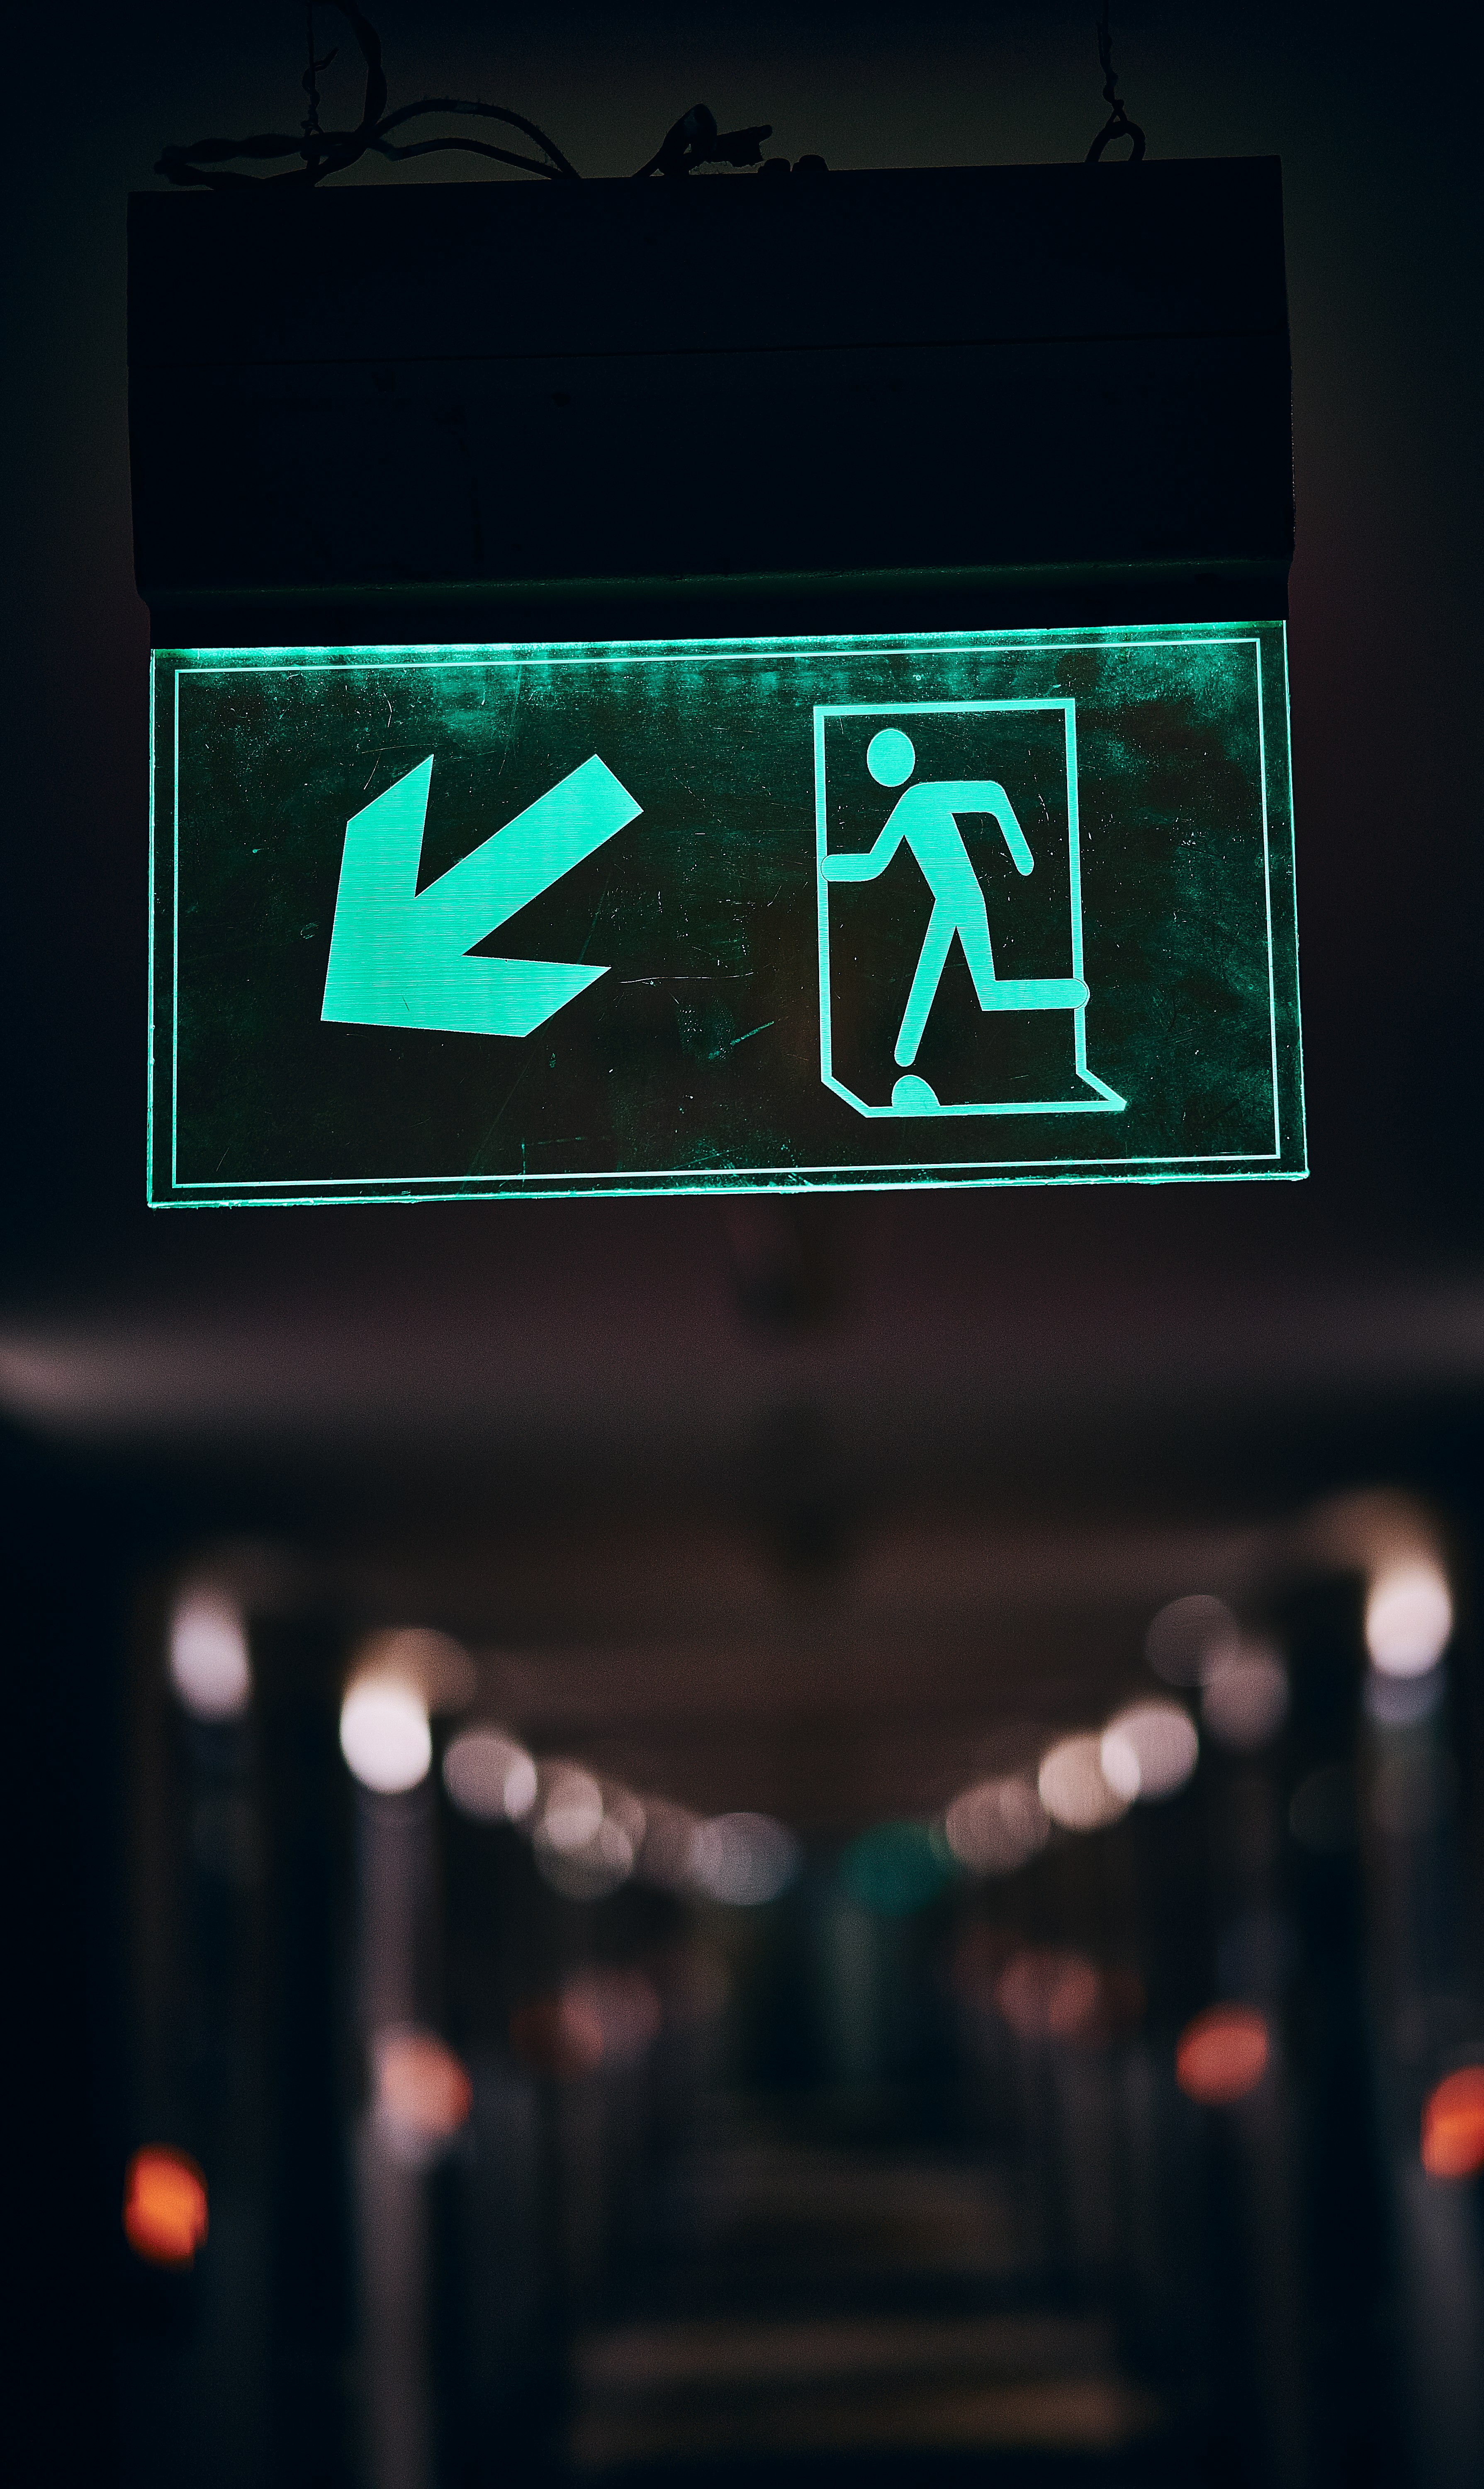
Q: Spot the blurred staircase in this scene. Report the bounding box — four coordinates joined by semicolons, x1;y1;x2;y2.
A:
565;2092;1168;2480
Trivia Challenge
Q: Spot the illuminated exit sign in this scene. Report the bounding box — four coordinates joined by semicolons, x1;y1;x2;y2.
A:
148;623;1303;1206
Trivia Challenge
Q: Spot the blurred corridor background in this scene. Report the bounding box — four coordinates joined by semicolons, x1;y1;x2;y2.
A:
100;1473;1484;2489
4;3;1484;2485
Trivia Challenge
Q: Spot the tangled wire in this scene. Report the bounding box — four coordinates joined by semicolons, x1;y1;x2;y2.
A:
1084;2;1145;163
156;2;774;188
158;4;1139;191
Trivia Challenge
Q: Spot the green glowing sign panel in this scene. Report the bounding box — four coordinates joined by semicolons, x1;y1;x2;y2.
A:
148;623;1303;1206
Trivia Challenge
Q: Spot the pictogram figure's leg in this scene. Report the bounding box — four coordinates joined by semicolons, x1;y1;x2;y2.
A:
953;890;999;1009
895;904;956;1067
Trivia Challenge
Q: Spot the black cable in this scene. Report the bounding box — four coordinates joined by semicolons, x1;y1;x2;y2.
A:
631;104;773;179
157;7;774;190
375;98;581;180
1085;2;1146;163
158;3;577;188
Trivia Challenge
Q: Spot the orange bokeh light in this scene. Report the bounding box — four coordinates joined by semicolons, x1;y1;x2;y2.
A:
1175;2005;1270;2105
124;2147;209;2267
375;2029;474;2140
1421;2067;1484;2179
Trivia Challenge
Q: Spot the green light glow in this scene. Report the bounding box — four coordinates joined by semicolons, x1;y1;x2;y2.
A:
148;621;1303;1207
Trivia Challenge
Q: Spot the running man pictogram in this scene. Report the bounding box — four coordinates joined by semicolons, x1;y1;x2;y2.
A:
821;727;1090;1072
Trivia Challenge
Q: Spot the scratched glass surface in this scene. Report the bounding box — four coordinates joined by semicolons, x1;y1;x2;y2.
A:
150;623;1302;1205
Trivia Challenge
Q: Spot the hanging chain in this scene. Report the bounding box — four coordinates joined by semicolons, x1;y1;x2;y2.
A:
1085;2;1146;163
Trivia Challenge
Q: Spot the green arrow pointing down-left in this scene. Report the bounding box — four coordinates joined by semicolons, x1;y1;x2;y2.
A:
321;752;642;1039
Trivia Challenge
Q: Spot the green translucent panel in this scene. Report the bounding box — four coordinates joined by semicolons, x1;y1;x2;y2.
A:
148;621;1303;1206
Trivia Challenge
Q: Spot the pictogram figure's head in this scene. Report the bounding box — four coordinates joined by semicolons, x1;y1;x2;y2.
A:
866;728;916;788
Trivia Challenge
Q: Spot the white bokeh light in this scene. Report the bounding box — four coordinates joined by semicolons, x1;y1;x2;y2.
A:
536;1763;605;1854
340;1678;432;1793
442;1727;538;1822
1100;1702;1199;1803
1365;1563;1452;1678
688;1812;801;1905
1037;1734;1129;1832
942;1777;1050;1875
169;1589;251;1721
600;1782;648;1850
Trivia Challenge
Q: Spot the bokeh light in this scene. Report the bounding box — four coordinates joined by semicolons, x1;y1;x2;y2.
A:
567;1967;663;2066
535;1762;605;1853
536;1812;635;1900
1145;1594;1241;1687
124;2146;209;2267
339;1676;432;1793
1037;1734;1129;1831
169;1588;251;1722
508;1968;661;2079
635;1797;703;1890
689;1812;801;1906
1365;1562;1452;1677
1421;2067;1484;2178
353;1627;476;1712
1100;1702;1199;1802
530;1763;639;1897
839;1819;954;1914
511;1990;608;2080
372;2027;472;2167
1201;1643;1290;1752
442;1726;538;1822
1365;1665;1445;1728
1175;2004;1270;2103
994;1948;1103;2043
942;1775;1050;1875
601;1781;649;1849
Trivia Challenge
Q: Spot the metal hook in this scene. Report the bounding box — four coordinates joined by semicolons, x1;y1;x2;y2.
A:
1085;5;1146;162
1086;108;1147;164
